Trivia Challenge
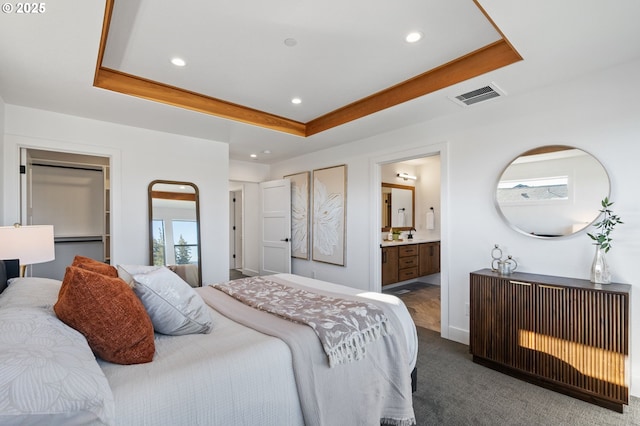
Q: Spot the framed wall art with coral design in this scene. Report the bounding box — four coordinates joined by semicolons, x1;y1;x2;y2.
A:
312;164;347;266
284;171;310;260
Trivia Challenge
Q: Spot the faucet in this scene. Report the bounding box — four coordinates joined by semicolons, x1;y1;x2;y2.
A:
407;228;416;239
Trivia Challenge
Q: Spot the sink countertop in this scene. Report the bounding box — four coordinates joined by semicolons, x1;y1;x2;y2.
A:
380;238;440;247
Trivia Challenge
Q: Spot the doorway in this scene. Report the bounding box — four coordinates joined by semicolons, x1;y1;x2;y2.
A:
21;148;111;280
229;187;243;277
381;155;442;333
373;142;448;338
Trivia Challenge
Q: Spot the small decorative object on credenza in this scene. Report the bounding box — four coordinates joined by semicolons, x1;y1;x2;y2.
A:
490;244;518;275
587;197;623;284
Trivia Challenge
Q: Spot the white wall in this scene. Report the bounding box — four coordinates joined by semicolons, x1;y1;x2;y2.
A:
229;159;270;182
2;105;230;284
0;95;5;226
268;58;640;395
416;156;441;241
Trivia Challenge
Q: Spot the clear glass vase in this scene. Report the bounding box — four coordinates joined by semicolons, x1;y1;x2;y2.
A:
590;246;611;284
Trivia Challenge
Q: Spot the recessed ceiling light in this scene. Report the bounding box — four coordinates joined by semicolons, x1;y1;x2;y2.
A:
171;57;186;67
291;98;302;105
284;38;297;47
405;32;423;43
250;154;257;158
262;150;271;154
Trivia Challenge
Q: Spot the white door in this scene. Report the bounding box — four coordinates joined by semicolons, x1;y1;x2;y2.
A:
229;189;243;270
259;179;291;275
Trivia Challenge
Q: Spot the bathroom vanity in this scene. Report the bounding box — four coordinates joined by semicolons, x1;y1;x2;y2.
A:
381;239;440;286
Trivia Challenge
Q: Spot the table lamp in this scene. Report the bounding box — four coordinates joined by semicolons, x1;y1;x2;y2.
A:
0;224;55;276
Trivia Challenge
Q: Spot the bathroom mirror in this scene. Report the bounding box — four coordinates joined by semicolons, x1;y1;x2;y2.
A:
495;145;610;238
148;180;202;286
381;183;415;231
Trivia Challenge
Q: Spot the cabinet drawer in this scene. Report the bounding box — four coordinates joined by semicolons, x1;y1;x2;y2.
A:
399;245;418;257
398;256;418;268
398;267;418;281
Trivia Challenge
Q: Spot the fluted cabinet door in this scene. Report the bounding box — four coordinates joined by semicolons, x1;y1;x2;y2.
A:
469;273;534;370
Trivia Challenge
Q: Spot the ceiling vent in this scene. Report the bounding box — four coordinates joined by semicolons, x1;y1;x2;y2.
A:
449;82;506;107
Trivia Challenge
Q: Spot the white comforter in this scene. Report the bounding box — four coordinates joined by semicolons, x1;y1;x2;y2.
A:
98;273;417;426
98;299;304;425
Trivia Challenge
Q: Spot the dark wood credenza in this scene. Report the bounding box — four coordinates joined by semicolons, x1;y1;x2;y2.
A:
470;269;630;412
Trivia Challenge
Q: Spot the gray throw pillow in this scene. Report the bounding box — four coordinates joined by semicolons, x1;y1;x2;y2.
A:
132;267;213;335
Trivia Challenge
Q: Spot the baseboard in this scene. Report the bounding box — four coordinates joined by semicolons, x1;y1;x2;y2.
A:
447;326;469;346
241;268;259;277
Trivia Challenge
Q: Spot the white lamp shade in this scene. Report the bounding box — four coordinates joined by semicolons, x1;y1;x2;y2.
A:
0;225;55;265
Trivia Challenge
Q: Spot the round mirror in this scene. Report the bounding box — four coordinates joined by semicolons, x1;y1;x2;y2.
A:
495;145;610;238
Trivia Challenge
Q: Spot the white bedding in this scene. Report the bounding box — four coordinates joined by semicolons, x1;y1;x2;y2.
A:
98;301;305;426
0;273;417;426
99;273;417;425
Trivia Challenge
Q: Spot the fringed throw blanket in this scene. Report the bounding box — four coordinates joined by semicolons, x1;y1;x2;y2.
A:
213;276;390;367
202;276;416;426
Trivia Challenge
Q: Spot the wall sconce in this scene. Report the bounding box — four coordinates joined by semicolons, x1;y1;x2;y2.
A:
397;172;417;181
0;224;55;276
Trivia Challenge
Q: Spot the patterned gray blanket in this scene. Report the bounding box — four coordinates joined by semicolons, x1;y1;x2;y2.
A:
213;276;390;367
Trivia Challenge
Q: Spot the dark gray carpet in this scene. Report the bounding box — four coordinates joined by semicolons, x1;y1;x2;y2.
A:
413;327;640;426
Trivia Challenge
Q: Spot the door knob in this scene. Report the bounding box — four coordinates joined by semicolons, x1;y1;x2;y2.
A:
280;238;290;242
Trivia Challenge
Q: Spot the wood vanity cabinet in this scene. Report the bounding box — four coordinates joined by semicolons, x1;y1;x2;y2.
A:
470;269;630;412
418;242;440;276
381;242;440;286
381;246;399;286
397;245;419;282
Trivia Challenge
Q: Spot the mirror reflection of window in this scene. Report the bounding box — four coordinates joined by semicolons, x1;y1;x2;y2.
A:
148;180;202;286
497;176;569;203
152;219;166;266
172;220;199;265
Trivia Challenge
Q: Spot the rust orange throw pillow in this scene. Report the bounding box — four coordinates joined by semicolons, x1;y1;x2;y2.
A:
72;255;118;278
54;266;155;364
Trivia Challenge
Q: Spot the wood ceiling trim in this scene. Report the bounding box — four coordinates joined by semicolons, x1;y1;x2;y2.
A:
94;0;522;137
305;39;522;136
94;67;306;136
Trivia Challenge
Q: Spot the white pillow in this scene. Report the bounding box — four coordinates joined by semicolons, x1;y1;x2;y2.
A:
132;267;213;335
117;264;161;288
0;277;62;310
0;307;115;425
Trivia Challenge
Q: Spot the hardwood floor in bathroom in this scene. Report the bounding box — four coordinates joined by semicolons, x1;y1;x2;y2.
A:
384;282;441;333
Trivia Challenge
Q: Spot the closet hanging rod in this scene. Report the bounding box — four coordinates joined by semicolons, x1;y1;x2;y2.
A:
54;236;103;243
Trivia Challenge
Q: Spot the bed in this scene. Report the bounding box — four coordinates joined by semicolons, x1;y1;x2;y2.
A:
0;259;417;426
